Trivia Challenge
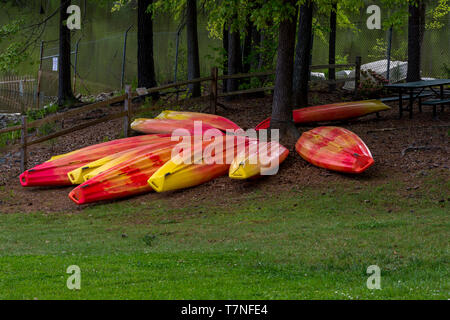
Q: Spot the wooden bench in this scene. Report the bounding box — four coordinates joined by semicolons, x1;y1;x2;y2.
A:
380;92;433;114
422;98;450;118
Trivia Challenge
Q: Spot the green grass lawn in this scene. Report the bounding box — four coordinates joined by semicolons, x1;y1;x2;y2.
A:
0;176;448;299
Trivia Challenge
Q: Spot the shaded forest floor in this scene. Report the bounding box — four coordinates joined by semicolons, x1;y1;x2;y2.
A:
0;89;449;213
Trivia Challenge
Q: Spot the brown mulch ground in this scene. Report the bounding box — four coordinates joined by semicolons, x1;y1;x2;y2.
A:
0;89;449;213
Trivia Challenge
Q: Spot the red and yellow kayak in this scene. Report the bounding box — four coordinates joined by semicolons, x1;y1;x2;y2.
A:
295;126;374;174
155;110;241;131
229;140;289;179
19;134;170;187
68;137;214;204
255;100;390;130
131;118;220;135
67;138;179;184
148;135;249;192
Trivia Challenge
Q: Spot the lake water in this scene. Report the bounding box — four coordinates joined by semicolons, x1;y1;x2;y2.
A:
0;1;448;112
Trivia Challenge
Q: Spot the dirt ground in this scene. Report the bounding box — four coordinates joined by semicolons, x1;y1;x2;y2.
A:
1;89;449;213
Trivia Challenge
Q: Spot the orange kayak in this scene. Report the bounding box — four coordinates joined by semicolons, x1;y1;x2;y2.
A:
155;110;241;131
19;134;170;187
131;118;220;135
255;100;390;130
295;126;374;174
69;137;215;204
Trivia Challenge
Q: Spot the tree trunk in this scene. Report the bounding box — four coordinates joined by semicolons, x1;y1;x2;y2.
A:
222;24;228;93
270;0;299;144
292;0;313;107
138;0;157;92
186;0;201;97
251;26;261;71
227;19;242;97
58;0;74;106
328;1;337;92
242;17;253;74
407;1;424;82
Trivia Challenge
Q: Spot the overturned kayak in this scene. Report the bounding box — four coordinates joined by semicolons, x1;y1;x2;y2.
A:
131;118;220;135
295;126;374;174
67;138;178;184
155;110;241;131
19;134;170;187
229;140;289;179
148;135;249;192
68;137;214;204
255;100;390;130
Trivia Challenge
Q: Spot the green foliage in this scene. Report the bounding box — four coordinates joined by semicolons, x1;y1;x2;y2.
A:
441;63;450;78
368;38;408;61
0;19;28;73
426;0;450;30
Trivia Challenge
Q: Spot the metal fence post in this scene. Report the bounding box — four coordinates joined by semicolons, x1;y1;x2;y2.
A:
386;26;393;83
121;25;132;90
210;67;218;114
20;115;28;172
36;40;44;109
355;56;361;96
123;85;132;137
73;38;81;94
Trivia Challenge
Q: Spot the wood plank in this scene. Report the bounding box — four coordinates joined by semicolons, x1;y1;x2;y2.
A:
27;94;127;129
310;78;355;85
26;111;128;147
310;63;355;70
145;77;213;93
218;70;275;80
218;86;274;98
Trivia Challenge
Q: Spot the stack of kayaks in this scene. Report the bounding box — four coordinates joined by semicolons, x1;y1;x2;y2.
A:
19;103;380;205
19;134;171;187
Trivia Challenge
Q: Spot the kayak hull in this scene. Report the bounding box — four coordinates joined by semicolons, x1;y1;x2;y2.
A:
19;134;170;187
155;110;241;131
229;141;289;179
67;138;178;184
149;136;249;192
255;100;390;130
131;118;221;135
295;126;374;174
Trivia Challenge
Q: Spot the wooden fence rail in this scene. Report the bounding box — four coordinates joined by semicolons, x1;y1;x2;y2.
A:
1;57;361;172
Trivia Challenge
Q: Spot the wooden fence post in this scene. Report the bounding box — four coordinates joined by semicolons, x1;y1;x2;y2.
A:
20;115;27;172
210;67;218;114
355;56;361;96
123;85;132;137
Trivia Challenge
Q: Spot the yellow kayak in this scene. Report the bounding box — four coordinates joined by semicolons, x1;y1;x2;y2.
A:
149;135;248;192
229;140;289;179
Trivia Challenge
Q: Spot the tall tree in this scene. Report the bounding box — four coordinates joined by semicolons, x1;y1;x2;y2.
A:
242;15;253;74
227;15;243;96
186;0;201;97
328;1;337;91
292;0;313;107
270;0;299;143
137;0;157;90
222;24;229;92
58;0;75;106
406;0;426;82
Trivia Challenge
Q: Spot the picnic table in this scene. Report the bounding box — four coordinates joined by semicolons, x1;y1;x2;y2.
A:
384;79;450;118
